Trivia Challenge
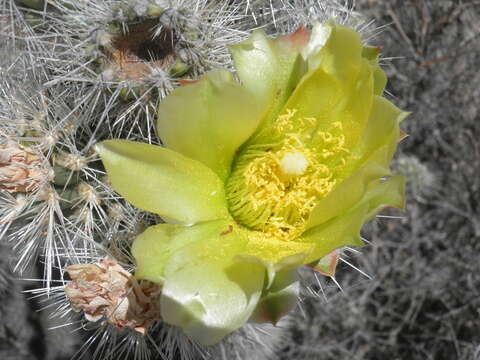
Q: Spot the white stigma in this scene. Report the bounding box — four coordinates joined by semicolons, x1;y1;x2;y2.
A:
280;152;309;176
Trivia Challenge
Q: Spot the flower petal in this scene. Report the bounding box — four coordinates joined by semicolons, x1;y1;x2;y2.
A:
306;96;408;229
351;96;405;161
132;220;232;283
235;252;305;289
156;70;264;180
245;236;314;266
95;140;228;224
159;222;265;345
306;20;362;74
264;22;399;158
301;206;366;264
306;160;389;230
359;175;406;221
282;50;373;152
229;29;308;140
302;175;405;263
301;22;332;61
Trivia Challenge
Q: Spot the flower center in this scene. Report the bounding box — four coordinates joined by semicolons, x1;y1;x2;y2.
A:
226;109;351;241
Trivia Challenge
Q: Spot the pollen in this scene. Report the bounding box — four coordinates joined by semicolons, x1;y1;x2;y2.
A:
226;109;352;242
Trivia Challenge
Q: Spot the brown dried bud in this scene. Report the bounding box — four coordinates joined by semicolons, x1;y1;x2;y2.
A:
0;141;51;192
64;258;161;334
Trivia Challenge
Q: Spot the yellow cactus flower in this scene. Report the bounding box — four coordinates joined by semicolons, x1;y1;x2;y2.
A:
96;20;408;344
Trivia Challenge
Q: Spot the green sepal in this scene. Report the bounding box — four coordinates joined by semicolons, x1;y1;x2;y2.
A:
249;273;299;324
310;250;340;278
361;46;381;61
95;140;228;225
157;70;264;181
362;46;388;96
236;255;302;325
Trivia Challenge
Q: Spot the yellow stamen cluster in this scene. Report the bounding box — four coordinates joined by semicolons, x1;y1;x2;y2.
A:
226;109;351;241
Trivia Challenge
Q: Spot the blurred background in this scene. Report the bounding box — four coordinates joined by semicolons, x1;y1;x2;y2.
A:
1;0;479;359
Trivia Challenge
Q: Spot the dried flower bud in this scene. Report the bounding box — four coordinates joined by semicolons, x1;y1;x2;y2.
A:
0;141;51;192
64;257;161;334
